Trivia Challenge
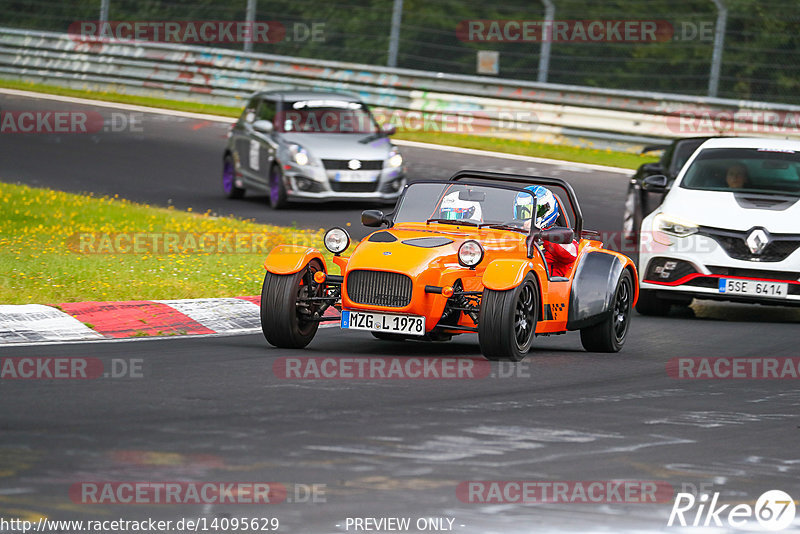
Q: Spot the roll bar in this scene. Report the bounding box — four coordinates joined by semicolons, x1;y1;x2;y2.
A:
448;169;584;237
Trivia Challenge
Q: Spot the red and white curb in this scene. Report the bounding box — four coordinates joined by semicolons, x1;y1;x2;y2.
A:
0;298;340;344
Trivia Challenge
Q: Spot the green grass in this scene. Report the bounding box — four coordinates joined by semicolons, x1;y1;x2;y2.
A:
0;181;336;304
0;78;657;170
0;78;242;118
395;131;655;169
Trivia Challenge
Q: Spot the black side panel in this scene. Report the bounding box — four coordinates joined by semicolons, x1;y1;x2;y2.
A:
368;231;398;243
566;252;624;330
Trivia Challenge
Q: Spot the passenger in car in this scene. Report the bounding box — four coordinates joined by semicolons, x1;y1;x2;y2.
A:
726;163;750;188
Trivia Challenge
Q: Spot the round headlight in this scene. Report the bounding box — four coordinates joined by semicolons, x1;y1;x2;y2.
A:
458;240;484;268
290;144;310;166
388;150;403;168
324;227;350;255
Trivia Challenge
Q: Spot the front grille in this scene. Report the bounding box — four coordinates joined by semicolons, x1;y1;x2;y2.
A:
699;227;800;262
346;270;412;308
684;278;719;289
323;159;383;170
706;266;800;281
330;181;378;193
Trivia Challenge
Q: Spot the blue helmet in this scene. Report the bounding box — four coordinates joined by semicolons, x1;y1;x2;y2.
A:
514;185;559;228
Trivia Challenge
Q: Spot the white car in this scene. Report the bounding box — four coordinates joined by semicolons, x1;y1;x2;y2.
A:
636;137;800;315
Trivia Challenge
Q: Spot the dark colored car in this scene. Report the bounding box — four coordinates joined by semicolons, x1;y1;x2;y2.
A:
223;90;406;208
622;137;715;250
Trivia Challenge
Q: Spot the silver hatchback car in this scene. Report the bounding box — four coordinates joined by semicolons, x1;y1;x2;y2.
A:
223;90;406;208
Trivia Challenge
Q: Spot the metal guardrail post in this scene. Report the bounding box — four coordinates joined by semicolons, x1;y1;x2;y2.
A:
387;0;403;68
708;0;727;97
99;0;110;24
538;0;555;83
244;0;257;53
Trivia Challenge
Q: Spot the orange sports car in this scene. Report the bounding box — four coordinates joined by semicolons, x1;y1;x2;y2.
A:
260;170;638;361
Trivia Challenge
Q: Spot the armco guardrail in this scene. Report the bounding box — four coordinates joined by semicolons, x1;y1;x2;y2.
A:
3;27;800;152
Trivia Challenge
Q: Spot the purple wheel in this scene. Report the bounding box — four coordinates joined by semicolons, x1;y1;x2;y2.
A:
223;154;245;199
269;164;288;209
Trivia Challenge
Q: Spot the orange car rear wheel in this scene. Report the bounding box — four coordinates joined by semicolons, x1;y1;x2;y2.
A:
580;269;633;352
478;272;539;362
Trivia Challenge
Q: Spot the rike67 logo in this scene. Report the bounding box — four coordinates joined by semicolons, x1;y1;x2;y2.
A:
668;490;796;530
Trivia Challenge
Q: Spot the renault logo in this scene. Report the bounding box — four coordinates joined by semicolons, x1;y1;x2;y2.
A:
745;228;770;255
347;159;362;170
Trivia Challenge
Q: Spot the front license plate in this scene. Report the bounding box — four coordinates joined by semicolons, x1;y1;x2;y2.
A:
341;310;425;336
330;171;379;182
718;278;788;298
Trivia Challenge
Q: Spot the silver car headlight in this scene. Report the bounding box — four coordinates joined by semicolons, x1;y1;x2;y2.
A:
387;147;403;168
289;144;312;166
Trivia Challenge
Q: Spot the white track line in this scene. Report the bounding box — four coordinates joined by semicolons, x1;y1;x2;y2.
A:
0;324;340;348
393;139;634;175
0;87;236;123
0;87;633;173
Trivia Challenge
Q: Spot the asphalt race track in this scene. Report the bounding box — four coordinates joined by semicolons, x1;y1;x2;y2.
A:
1;92;800;532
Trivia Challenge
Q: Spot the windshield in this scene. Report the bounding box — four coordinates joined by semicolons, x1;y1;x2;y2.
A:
393;182;537;229
680;147;800;196
276;100;378;134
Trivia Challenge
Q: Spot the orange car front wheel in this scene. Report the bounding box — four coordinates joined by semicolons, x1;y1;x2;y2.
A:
260;259;323;349
478;272;539;362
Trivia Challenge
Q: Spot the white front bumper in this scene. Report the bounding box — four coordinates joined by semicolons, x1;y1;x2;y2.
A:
638;227;800;304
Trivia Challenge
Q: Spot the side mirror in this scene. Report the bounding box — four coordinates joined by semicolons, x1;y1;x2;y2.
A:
642;174;668;192
381;124;397;136
540;228;574;244
362;210;388;227
253;120;273;134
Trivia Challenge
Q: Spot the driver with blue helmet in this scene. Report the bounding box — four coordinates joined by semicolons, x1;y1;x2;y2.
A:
514;185;578;277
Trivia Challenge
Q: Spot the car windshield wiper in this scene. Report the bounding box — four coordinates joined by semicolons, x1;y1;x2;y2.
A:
480;223;528;233
426;218;480;227
358;131;386;144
